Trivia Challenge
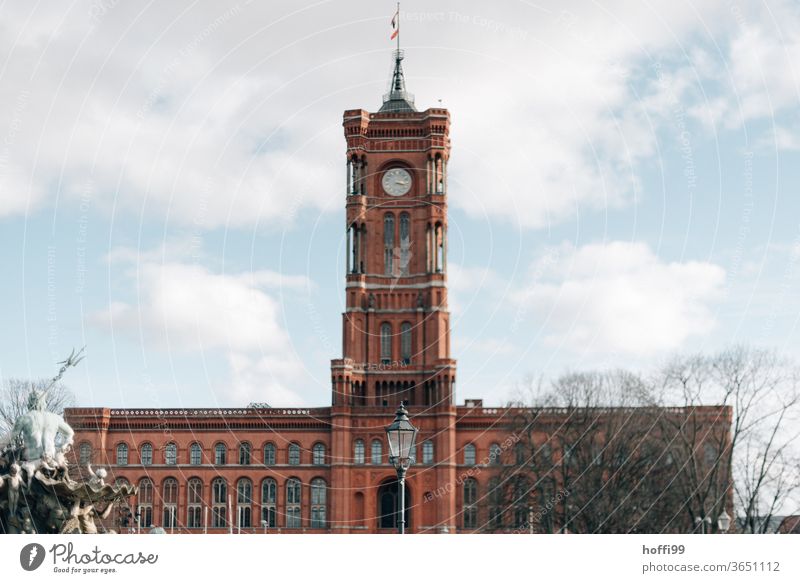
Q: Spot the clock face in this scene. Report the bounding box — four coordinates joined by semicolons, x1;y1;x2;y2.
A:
382;168;412;196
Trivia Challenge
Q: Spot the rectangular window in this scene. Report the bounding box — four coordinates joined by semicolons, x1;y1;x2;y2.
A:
187;506;202;529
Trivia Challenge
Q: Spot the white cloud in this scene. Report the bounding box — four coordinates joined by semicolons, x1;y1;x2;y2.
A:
0;0;750;228
90;259;310;405
515;241;725;356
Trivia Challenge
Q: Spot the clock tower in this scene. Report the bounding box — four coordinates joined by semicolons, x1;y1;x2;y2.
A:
331;49;455;410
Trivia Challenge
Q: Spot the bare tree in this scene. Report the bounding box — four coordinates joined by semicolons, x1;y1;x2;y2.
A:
655;346;800;533
0;378;75;434
488;370;689;533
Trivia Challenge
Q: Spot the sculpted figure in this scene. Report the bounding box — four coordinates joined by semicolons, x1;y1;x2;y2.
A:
69;500;114;534
12;389;74;461
3;463;23;518
86;464;107;489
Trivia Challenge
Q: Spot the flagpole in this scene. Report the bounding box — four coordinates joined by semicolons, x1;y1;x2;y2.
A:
397;2;401;52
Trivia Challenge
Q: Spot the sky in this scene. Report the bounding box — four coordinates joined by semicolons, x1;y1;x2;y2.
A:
1;0;800;409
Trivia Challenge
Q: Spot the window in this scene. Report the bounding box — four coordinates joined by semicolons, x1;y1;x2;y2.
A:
490;443;502;465
515;442;526;465
384;213;395;275
380;322;392;364
422;440;434;464
704;442;717;467
187;479;203;528
214;443;227;465
212;479;227;528
79;442;92;465
399;213;411;276
400;322;412;364
463;478;478;529
288;443;301;465
311;478;327;528
354;439;365;464
540;442;553;467
162;478;178;529
261;478;277;528
371;439;383;465
286;478;302;528
237;479;252;528
488;477;503;529
116;443;128;466
165;442;177;465
464;444;476;466
313;443;326;465
190;443;202;465
138;478;153;528
263;443;276;466
239;442;251;465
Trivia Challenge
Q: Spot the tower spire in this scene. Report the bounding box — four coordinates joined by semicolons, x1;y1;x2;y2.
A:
380;3;416;113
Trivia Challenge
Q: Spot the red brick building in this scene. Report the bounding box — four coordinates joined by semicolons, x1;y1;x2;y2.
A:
65;51;732;534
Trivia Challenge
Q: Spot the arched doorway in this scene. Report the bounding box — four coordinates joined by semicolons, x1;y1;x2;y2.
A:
377;478;411;530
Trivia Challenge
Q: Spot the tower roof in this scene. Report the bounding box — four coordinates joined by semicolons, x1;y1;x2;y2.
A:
379;50;416;113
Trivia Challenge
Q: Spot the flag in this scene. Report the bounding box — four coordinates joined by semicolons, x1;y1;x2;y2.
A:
390;9;399;40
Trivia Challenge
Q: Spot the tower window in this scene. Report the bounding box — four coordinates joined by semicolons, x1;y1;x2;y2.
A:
400;321;412;364
371;439;383;465
384;213;395;275
380;322;392;364
354;439;365;464
422;440;434;464
399;212;411;275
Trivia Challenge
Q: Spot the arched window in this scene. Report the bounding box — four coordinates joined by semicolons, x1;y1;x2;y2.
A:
190;443;202;465
239;442;251;465
464;444;476;466
263;443;276;466
488;477;503;528
354;439;365;464
261;478;277;528
490;443;502;466
165;442;177;465
463;478;478;529
138;478;153;528
311;478;327;528
214;443;227;465
422;440;434;464
399;213;411;275
371;439;383;465
312;443;326;465
286;478;302;528
162;478;178;529
400;322;412;364
384;213;395;275
288;443;301;465
79;442;92;465
704;442;717;467
540;442;553;466
140;443;153;465
237;478;253;528
515;442;526;465
212;479;227;528
380;322;392;364
116;443;128;466
187;479;203;528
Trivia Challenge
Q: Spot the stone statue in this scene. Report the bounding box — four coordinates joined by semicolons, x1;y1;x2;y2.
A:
1;464;22;518
13;389;75;461
0;348;136;534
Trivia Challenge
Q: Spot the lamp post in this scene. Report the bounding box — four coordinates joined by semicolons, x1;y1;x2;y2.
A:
385;403;418;534
695;515;712;534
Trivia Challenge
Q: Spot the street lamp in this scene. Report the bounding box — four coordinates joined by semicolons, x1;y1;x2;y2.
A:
695;516;712;534
261;519;268;535
385;403;418;534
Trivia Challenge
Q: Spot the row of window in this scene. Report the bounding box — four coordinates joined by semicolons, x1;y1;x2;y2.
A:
127;477;326;530
379;321;412;364
94;439;444;467
86;440;522;468
99;442;327;467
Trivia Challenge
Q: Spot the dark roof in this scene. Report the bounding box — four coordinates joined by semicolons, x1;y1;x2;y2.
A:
379;50;416;113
